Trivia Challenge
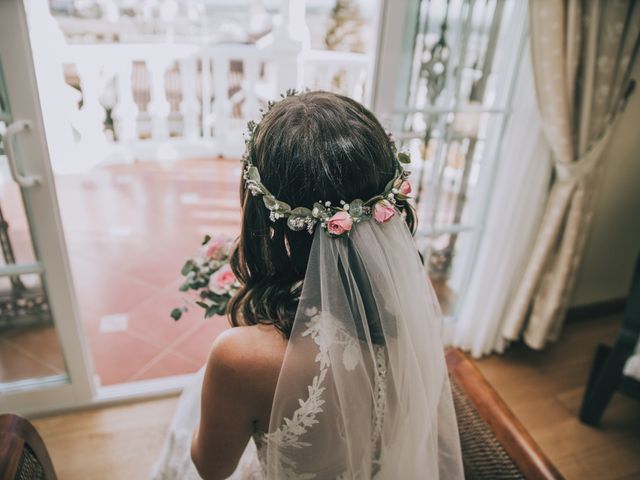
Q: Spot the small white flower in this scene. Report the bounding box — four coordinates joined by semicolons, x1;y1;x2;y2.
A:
325;201;331;207
344;204;350;211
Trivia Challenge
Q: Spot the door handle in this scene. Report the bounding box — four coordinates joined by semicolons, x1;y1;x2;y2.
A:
4;120;42;188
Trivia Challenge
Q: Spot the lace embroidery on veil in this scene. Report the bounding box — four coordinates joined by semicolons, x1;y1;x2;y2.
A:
256;307;388;479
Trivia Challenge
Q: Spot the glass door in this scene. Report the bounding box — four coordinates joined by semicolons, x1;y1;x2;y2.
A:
372;0;527;323
0;0;94;414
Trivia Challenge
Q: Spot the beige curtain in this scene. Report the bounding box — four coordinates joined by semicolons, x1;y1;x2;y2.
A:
502;0;640;349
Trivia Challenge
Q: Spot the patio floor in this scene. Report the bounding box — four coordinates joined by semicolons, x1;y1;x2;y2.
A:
60;157;241;385
1;158;240;386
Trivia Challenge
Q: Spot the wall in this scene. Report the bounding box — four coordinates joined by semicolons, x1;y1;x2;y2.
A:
570;60;640;306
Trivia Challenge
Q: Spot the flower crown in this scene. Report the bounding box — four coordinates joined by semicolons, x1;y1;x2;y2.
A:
242;90;413;237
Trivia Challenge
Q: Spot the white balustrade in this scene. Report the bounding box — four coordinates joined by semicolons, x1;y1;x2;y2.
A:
27;0;373;170
300;50;371;102
53;40;370;166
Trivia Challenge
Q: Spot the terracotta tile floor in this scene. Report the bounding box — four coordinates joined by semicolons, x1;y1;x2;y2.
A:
58;158;243;385
1;158;241;386
1;156;455;387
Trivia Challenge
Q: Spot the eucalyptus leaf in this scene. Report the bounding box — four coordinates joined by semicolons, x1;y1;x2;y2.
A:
263;195;277;209
201;234;211;246
178;282;190;292
291;207;312;217
312;202;330;219
205;305;222;318
276;200;292;213
397;152;411;164
349;199;364;217
170;308;183;321
196;300;209;309
246;165;261;182
180;260;194;276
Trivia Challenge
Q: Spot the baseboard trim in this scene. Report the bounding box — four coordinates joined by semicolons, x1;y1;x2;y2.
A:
566;297;627;323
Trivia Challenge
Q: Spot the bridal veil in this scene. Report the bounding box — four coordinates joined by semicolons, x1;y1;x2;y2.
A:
262;215;464;479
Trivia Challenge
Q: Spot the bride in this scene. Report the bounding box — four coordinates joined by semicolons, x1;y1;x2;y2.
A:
150;91;464;479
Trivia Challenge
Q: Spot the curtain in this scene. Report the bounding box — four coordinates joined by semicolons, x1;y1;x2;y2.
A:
453;41;552;358
502;0;640;349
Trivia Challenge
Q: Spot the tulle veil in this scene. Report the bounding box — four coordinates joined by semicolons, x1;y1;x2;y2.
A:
262;215;464;479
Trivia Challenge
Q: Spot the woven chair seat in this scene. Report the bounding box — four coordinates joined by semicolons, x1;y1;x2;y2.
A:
452;379;525;479
0;414;57;480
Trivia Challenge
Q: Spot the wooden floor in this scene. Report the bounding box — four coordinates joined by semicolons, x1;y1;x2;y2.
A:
32;314;639;480
476;314;640;480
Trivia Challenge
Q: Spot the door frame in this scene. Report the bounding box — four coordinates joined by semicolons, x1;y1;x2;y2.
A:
0;0;95;415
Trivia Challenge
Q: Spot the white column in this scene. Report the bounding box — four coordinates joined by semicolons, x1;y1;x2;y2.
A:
243;58;259;121
76;59;109;148
268;0;308;93
278;0;310;48
146;57;171;140
201;54;212;139
180;55;200;140
213;56;230;151
112;60;138;141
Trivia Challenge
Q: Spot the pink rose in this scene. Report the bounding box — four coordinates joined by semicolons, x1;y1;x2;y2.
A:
209;264;237;295
374;200;396;223
202;237;227;260
399;180;412;195
326;211;353;235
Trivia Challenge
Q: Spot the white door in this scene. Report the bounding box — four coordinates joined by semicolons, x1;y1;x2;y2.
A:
0;0;95;414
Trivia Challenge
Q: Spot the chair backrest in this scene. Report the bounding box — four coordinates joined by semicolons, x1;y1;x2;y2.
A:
446;348;564;480
0;415;57;480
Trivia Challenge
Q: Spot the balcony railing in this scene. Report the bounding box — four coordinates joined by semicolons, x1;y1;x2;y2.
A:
54;37;371;166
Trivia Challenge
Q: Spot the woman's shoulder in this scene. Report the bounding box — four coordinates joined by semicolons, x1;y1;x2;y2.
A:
207;324;287;383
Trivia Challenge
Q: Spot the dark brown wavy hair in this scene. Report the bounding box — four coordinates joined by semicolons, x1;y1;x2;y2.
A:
227;91;415;338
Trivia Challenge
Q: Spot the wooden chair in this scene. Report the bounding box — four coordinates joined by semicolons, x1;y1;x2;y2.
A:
446;348;564;480
579;253;640;426
0;414;57;480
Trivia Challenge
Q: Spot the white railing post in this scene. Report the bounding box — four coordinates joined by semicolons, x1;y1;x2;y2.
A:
213;55;230;152
113;60;138;141
180;55;200;140
147;57;171;140
201;54;212;139
268;0;308;93
75;59;109;149
243;58;259;120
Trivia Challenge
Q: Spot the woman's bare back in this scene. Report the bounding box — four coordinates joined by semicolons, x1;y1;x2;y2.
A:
191;324;287;479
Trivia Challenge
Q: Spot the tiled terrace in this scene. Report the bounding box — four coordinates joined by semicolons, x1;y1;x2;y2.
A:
2;158;241;386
